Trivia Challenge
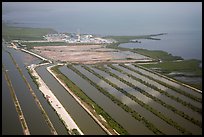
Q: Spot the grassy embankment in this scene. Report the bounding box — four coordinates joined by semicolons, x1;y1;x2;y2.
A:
27;68;40;88
51;65;128;135
123;64;202;103
139;60;202;90
92;65;192;135
140;59;202;76
105;64;202;127
23;42;68;50
104;33;165;44
133;48;183;61
81;65;164;135
21;42;103;46
109;64;201;114
20;42;106;50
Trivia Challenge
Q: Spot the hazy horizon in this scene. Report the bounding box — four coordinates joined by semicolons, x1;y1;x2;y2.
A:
2;2;202;35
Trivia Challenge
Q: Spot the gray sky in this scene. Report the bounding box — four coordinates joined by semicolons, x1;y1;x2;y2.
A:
2;2;202;35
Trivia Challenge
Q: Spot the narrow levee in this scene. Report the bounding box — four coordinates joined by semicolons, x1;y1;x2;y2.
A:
89;66;187;134
132;64;202;96
2;68;24;135
35;64;107;135
114;65;202;121
3;64;30;135
59;65;153;135
74;65;184;134
104;65;202;134
2;47;52;135
30;64;83;135
7;47;69;135
130;64;202;103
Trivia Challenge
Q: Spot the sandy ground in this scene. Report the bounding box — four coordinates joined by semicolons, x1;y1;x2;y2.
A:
32;45;152;64
28;63;83;135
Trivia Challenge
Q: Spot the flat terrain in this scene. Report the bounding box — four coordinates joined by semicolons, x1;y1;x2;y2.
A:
2;23;56;41
56;63;202;135
2;23;202;135
32;45;152;64
140;60;202;90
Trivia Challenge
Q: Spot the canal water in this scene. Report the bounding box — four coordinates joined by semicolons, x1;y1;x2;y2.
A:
129;64;202;99
104;65;202;134
89;66;182;135
2;46;52;135
2;69;23;135
5;47;69;135
108;64;201;112
119;31;202;60
114;65;202;121
71;65;183;134
128;64;202;109
173;76;202;85
36;65;107;135
59;65;153;135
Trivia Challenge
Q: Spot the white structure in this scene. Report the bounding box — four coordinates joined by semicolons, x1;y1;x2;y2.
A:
43;32;116;44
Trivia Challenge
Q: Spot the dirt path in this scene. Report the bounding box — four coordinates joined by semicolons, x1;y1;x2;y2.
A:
28;63;83;135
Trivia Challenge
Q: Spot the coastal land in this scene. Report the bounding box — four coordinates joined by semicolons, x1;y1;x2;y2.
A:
2;23;202;135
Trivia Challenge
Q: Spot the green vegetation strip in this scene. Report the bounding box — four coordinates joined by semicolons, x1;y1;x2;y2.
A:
117;64;202;114
139;60;202;81
119;63;201;103
140;59;202;76
2;64;30;135
137;61;202;90
92;65;191;135
104;33;165;44
132;64;202;103
21;42;67;48
51;65;128;135
2;23;57;41
106;64;202;127
132;48;183;61
22;42;100;47
80;65;164;135
105;44;181;62
27;68;40;88
6;50;57;135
